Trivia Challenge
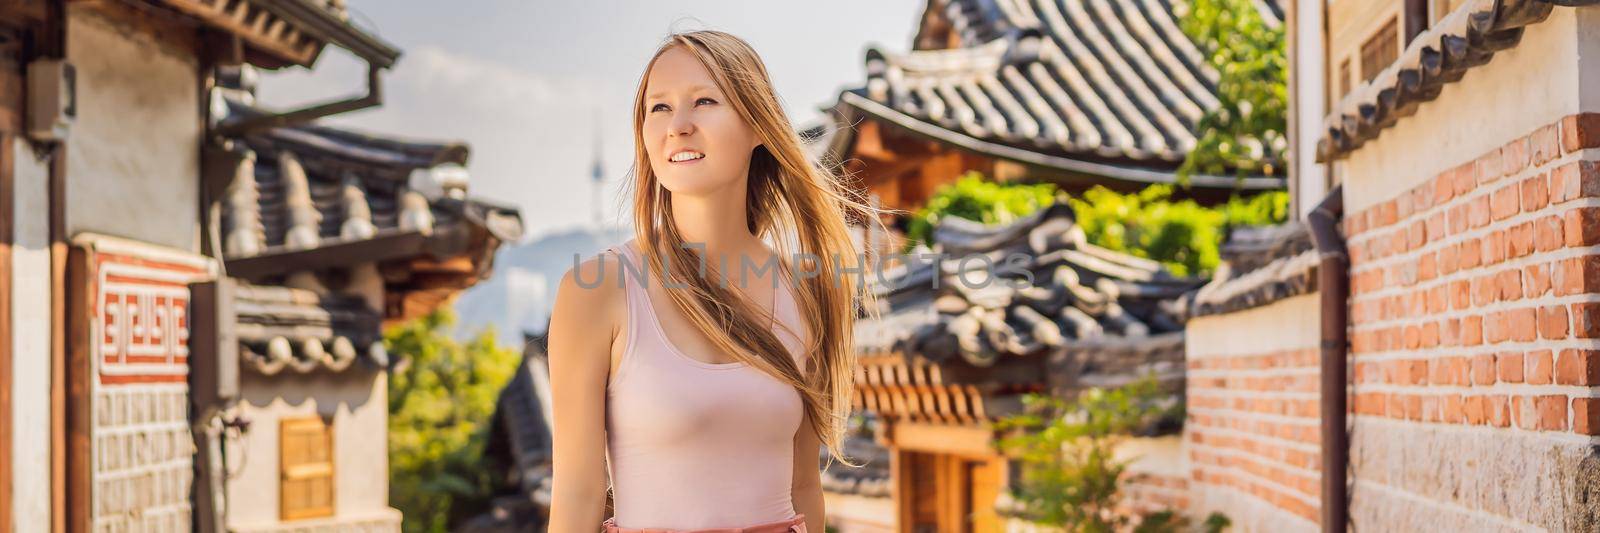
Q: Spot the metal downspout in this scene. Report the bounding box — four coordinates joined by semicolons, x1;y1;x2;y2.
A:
1307;184;1348;532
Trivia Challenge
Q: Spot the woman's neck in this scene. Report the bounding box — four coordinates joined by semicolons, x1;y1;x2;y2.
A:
667;189;778;290
669;186;763;262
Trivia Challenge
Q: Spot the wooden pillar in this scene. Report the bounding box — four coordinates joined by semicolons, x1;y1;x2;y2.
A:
967;456;1004;532
0;55;15;533
892;448;912;533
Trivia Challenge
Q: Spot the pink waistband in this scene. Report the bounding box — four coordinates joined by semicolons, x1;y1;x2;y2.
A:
601;514;807;533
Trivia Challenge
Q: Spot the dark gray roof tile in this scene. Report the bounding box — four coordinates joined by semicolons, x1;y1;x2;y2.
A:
855;202;1205;367
1317;0;1591;161
232;282;392;375
217;94;524;267
854;0;1282;167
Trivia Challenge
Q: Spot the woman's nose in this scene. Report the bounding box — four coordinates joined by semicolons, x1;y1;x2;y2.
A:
669;113;695;137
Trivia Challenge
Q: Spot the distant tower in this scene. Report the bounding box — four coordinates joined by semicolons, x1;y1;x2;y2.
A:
591;112;605;228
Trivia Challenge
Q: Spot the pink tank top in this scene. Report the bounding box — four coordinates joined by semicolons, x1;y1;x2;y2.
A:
603;239;809;530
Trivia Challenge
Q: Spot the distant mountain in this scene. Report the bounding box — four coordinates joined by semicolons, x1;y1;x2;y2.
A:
453;225;632;348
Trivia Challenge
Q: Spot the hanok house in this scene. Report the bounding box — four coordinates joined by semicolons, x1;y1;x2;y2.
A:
844;202;1201;532
0;1;521;531
1179;0;1600;531
814;0;1287;256
207;74;522;531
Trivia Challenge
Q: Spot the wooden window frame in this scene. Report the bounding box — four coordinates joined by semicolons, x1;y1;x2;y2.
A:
280;415;336;521
1338;58;1352;102
1358;17;1400;84
1405;0;1429;44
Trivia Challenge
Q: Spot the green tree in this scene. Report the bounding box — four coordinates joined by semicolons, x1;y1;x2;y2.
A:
1177;0;1288;180
386;308;522;532
904;171;1063;252
996;376;1228;533
905;174;1288;277
1069;184;1288;277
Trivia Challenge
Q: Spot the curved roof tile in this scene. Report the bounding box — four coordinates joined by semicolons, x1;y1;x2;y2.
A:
850;0;1282;169
857;0;1280;164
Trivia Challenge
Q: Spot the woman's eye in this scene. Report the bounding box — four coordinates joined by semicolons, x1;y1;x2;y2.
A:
696;97;717;106
650;103;669;113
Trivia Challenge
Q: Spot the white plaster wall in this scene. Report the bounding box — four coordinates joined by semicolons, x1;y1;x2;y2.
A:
1116;435;1185;480
1581;6;1600;114
225;370;395;529
1340;8;1583;213
11;138;52;533
1186;293;1322;359
64;8;200;252
821;493;894;533
1292;0;1328;220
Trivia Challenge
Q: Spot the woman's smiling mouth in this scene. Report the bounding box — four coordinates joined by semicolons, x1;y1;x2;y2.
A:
669;149;706;163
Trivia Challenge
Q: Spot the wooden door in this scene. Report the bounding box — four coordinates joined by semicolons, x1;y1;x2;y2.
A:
897;450;1006;533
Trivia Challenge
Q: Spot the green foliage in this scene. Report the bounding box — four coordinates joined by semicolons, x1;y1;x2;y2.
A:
386;308;522;533
904;174;1288;277
1069;184;1288;277
1215;183;1292;227
996;376;1228;533
994;376;1173;530
1177;0;1288;180
904;171;1063;251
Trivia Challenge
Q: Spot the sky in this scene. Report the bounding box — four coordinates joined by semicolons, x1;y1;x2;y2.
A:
258;1;923;242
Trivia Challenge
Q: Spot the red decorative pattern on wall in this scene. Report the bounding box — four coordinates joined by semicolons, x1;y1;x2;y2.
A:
90;253;208;385
75;238;214;532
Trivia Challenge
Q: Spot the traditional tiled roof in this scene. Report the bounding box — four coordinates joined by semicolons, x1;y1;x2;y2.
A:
1190;222;1318;317
214;92;524;283
471;333;555;533
1316;0;1600;161
494;338;555;504
831;0;1284;190
856;202;1202;368
233;282;394;375
819;425;892;499
145;0;398;69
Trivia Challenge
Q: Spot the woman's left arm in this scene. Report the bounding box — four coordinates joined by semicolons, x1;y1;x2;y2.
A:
792;410;826;532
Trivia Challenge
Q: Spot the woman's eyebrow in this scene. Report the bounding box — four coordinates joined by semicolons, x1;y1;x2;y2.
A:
646;84;717;100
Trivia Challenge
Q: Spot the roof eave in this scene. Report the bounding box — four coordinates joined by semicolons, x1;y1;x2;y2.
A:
223;222;477;280
1316;0;1598;162
252;0;399;68
150;0;399;69
839;92;1283;191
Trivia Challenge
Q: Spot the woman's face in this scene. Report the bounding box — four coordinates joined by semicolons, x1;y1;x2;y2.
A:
641;46;762;196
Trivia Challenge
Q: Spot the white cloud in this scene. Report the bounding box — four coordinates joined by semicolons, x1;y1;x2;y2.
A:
256;44;633;237
399;46;597;111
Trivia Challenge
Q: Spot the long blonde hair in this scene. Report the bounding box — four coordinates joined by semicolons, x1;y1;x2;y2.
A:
626;30;885;467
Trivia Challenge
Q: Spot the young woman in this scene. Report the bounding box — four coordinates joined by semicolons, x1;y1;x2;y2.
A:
545;31;885;533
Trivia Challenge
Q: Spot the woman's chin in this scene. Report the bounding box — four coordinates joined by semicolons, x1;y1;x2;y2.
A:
657;176;739;197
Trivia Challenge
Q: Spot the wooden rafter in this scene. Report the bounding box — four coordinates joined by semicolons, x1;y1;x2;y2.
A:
855;354;1036;425
153;0;325;67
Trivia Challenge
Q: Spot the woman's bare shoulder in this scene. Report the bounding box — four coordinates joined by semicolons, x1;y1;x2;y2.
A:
549;247;629;357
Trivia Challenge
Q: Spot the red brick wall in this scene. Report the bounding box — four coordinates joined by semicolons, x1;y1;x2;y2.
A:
1120;471;1190;516
1337;113;1600;528
1343;114;1600;434
1185;343;1323;528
